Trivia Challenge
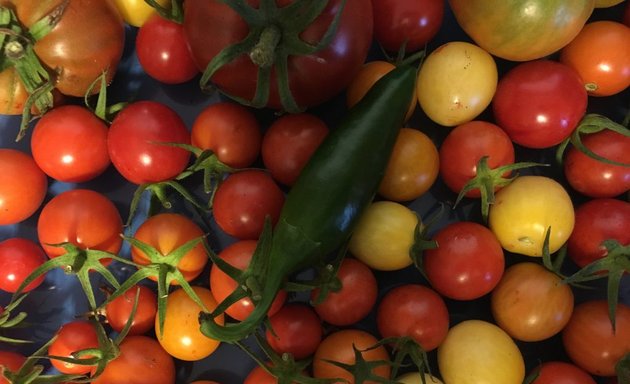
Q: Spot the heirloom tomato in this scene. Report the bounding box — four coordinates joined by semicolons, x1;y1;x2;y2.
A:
91;336;175;384
37;189;123;259
182;0;373;111
0;238;46;293
113;0;170;27
0;149;47;226
448;0;594;61
416;41;497;127
491;262;574;342
438;320;525;384
378;128;439;202
562;300;630;377
155;287;224;361
348;201;418;271
560;21;630;96
11;0;125;97
488;176;574;257
493;60;588;149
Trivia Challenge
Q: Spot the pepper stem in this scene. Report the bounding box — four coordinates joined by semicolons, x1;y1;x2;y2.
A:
249;25;281;68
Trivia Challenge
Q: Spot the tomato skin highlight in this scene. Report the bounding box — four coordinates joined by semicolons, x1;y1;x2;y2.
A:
0;149;48;226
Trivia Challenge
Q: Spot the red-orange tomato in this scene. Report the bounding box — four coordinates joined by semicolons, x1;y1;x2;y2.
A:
378;127;439;201
560;20;630;96
105;284;157;336
312;329;390;383
48;320;99;375
529;361;596;384
37;189;123;260
210;240;287;321
91;336;175;384
0;351;26;384
491;262;574;342
0;149;47;226
131;213;208;283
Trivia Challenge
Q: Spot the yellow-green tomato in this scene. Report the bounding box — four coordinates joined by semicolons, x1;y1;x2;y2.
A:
416;41;497;127
113;0;170;27
488;176;574;257
438;320;525;384
348;201;418;271
397;372;444;384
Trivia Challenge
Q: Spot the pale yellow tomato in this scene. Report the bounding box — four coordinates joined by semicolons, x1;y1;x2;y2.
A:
416;41;497;127
397;372;444;384
348;201;418;271
488;176;575;257
155;287;224;361
438;320;525;384
113;0;170;27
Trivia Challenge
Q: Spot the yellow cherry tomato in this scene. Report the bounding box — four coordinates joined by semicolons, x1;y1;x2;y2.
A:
397;372;444;384
488;176;575;257
348;201;418;271
378;127;439;202
155;287;224;361
346;60;416;121
416;41;497;127
438;320;525;384
113;0;170;27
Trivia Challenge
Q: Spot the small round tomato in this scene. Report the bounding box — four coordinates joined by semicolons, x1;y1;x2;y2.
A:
210;240;287;321
0;238;46;293
563;129;630;198
108;101;191;185
348;201;418;271
0;149;47;226
488;176;575;257
423;221;504;300
372;0;444;53
212;170;285;240
313;329;390;383
136;14;199;84
439;120;515;197
0;351;26;384
131;213;208;283
37;189;123;259
261;113;329;186
30;105;110;183
91;335;175;384
562;300;630;377
397;372;443;384
560;21;630;96
491;262;574;342
190;102;261;169
265;303;323;360
492;60;588;149
113;0;170;27
310;258;378;326
438;320;525;384
244;365;278;384
529;361;596;384
346;61;416;121
48;320;99;375
105;284;157;336
378;128;439;201
416;41;498;127
155;286;224;361
376;284;449;351
567;198;630;269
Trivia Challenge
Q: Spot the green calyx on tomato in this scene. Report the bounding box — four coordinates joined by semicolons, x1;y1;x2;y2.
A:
617;352;630;383
144;0;182;24
454;156;549;223
556;113;630;167
369;336;431;383
197;0;347;113
0;4;63;140
0;293;30;345
563;239;630;332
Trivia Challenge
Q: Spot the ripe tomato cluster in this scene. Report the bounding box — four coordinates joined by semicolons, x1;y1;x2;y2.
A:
0;0;629;383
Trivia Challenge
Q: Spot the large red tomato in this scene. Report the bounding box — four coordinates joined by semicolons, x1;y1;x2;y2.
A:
182;0;373;111
448;0;594;61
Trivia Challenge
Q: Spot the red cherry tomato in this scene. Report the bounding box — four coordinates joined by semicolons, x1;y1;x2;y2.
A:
492;60;588;149
48;320;99;375
265;303;323;360
105;284;157;336
0;238;47;293
108;101;191;184
212;170;285;240
529;361;596;384
0;351;26;384
0;149;47;226
30;105;110;183
136;14;199;84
